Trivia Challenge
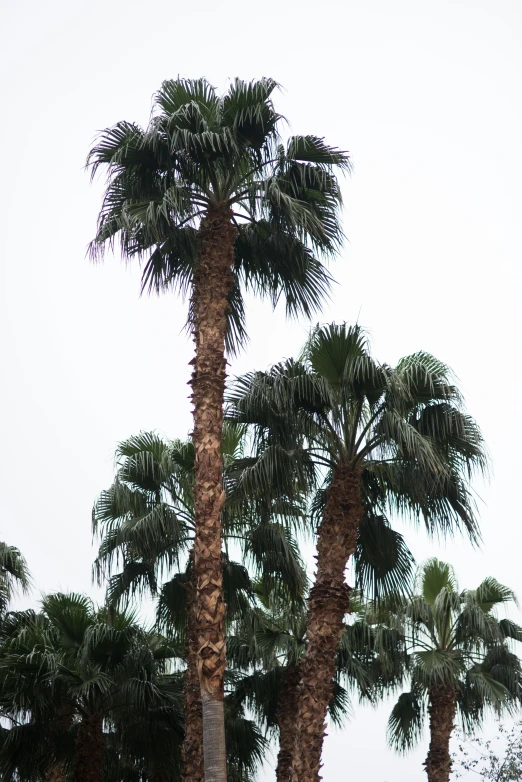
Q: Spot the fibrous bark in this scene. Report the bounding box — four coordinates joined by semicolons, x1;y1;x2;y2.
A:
46;766;67;782
290;466;362;782
73;711;104;782
424;684;456;782
276;664;301;782
45;703;73;782
190;206;237;782
181;566;204;782
150;772;172;782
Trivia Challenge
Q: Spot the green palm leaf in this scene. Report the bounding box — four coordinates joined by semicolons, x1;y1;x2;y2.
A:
387;691;424;753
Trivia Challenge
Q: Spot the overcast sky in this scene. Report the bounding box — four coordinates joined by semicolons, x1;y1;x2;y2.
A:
2;0;522;779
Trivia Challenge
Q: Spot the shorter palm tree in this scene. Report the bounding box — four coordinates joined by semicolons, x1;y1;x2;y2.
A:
0;594;183;782
93;428;305;781
226;587;408;782
225;588;345;782
386;559;522;782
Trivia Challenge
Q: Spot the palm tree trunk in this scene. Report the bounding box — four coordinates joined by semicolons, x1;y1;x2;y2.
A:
276;664;301;782
73;711;104;782
424;684;456;782
45;703;73;782
182;566;204;782
191;205;237;782
290;465;362;782
150;773;172;782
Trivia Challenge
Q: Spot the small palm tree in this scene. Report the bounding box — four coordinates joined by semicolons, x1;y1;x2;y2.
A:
0;609;61;781
225;588;309;782
92;427;306;781
386;559;522;782
88;78;350;782
228;323;487;781
0;594;182;782
228;589;407;782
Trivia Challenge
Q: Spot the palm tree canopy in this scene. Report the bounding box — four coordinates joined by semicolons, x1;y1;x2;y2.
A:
87;78;351;352
93;427;307;615
386;559;522;752
0;594;184;781
227;322;488;541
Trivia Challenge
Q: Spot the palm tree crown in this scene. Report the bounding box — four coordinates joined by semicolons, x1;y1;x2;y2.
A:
92;427;306;613
228;322;487;537
87;77;350;350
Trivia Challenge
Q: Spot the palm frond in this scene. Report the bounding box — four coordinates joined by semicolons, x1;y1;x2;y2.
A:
387;691;424;752
286;135;352;172
0;543;31;614
471;578;519;613
225;713;268;781
245;522;307;603
418;559;458;606
355;513;415;600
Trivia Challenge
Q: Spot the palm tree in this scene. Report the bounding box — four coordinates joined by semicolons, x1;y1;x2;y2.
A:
386;559;522;782
0;593;182;782
88;79;349;782
0;608;61;782
92;430;204;782
224;587;309;782
92;427;306;781
227;587;407;782
87;78;349;782
228;322;488;781
0;541;30;615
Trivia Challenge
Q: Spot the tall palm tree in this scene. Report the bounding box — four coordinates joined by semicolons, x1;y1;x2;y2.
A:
92;427;306;781
88;78;349;782
0;541;30;615
87;79;349;779
386;559;522;782
228;322;488;781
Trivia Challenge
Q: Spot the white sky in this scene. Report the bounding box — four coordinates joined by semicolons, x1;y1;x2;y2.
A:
1;0;521;779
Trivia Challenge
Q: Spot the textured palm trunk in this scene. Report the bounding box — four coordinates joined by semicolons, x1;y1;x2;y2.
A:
275;664;301;782
45;703;73;782
181;566;204;782
150;773;172;782
191;205;237;782
424;685;456;782
290;466;362;782
45;762;68;782
73;711;104;782
45;763;66;782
